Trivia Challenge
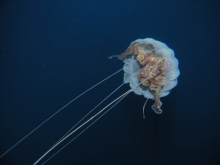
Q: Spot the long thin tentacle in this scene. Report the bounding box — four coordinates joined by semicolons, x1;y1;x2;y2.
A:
0;68;122;159
33;77;149;165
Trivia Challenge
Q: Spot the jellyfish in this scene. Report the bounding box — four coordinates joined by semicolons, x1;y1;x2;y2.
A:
109;38;180;114
0;38;180;164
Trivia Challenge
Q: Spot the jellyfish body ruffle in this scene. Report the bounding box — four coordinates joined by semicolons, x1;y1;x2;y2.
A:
109;38;180;114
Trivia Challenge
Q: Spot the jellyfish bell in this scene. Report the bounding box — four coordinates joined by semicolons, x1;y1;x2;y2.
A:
109;38;180;114
0;38;180;164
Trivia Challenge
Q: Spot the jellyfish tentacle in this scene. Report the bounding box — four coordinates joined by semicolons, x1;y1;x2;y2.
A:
0;68;123;159
143;98;149;119
33;78;150;165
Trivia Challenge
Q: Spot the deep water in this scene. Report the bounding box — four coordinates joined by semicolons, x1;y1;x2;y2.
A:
0;0;220;165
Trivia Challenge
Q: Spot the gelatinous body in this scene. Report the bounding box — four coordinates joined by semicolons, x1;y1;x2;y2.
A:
109;38;180;114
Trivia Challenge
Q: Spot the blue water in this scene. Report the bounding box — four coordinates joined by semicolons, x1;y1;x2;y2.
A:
0;1;220;165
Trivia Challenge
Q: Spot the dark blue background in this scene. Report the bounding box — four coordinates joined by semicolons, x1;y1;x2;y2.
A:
0;0;220;165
